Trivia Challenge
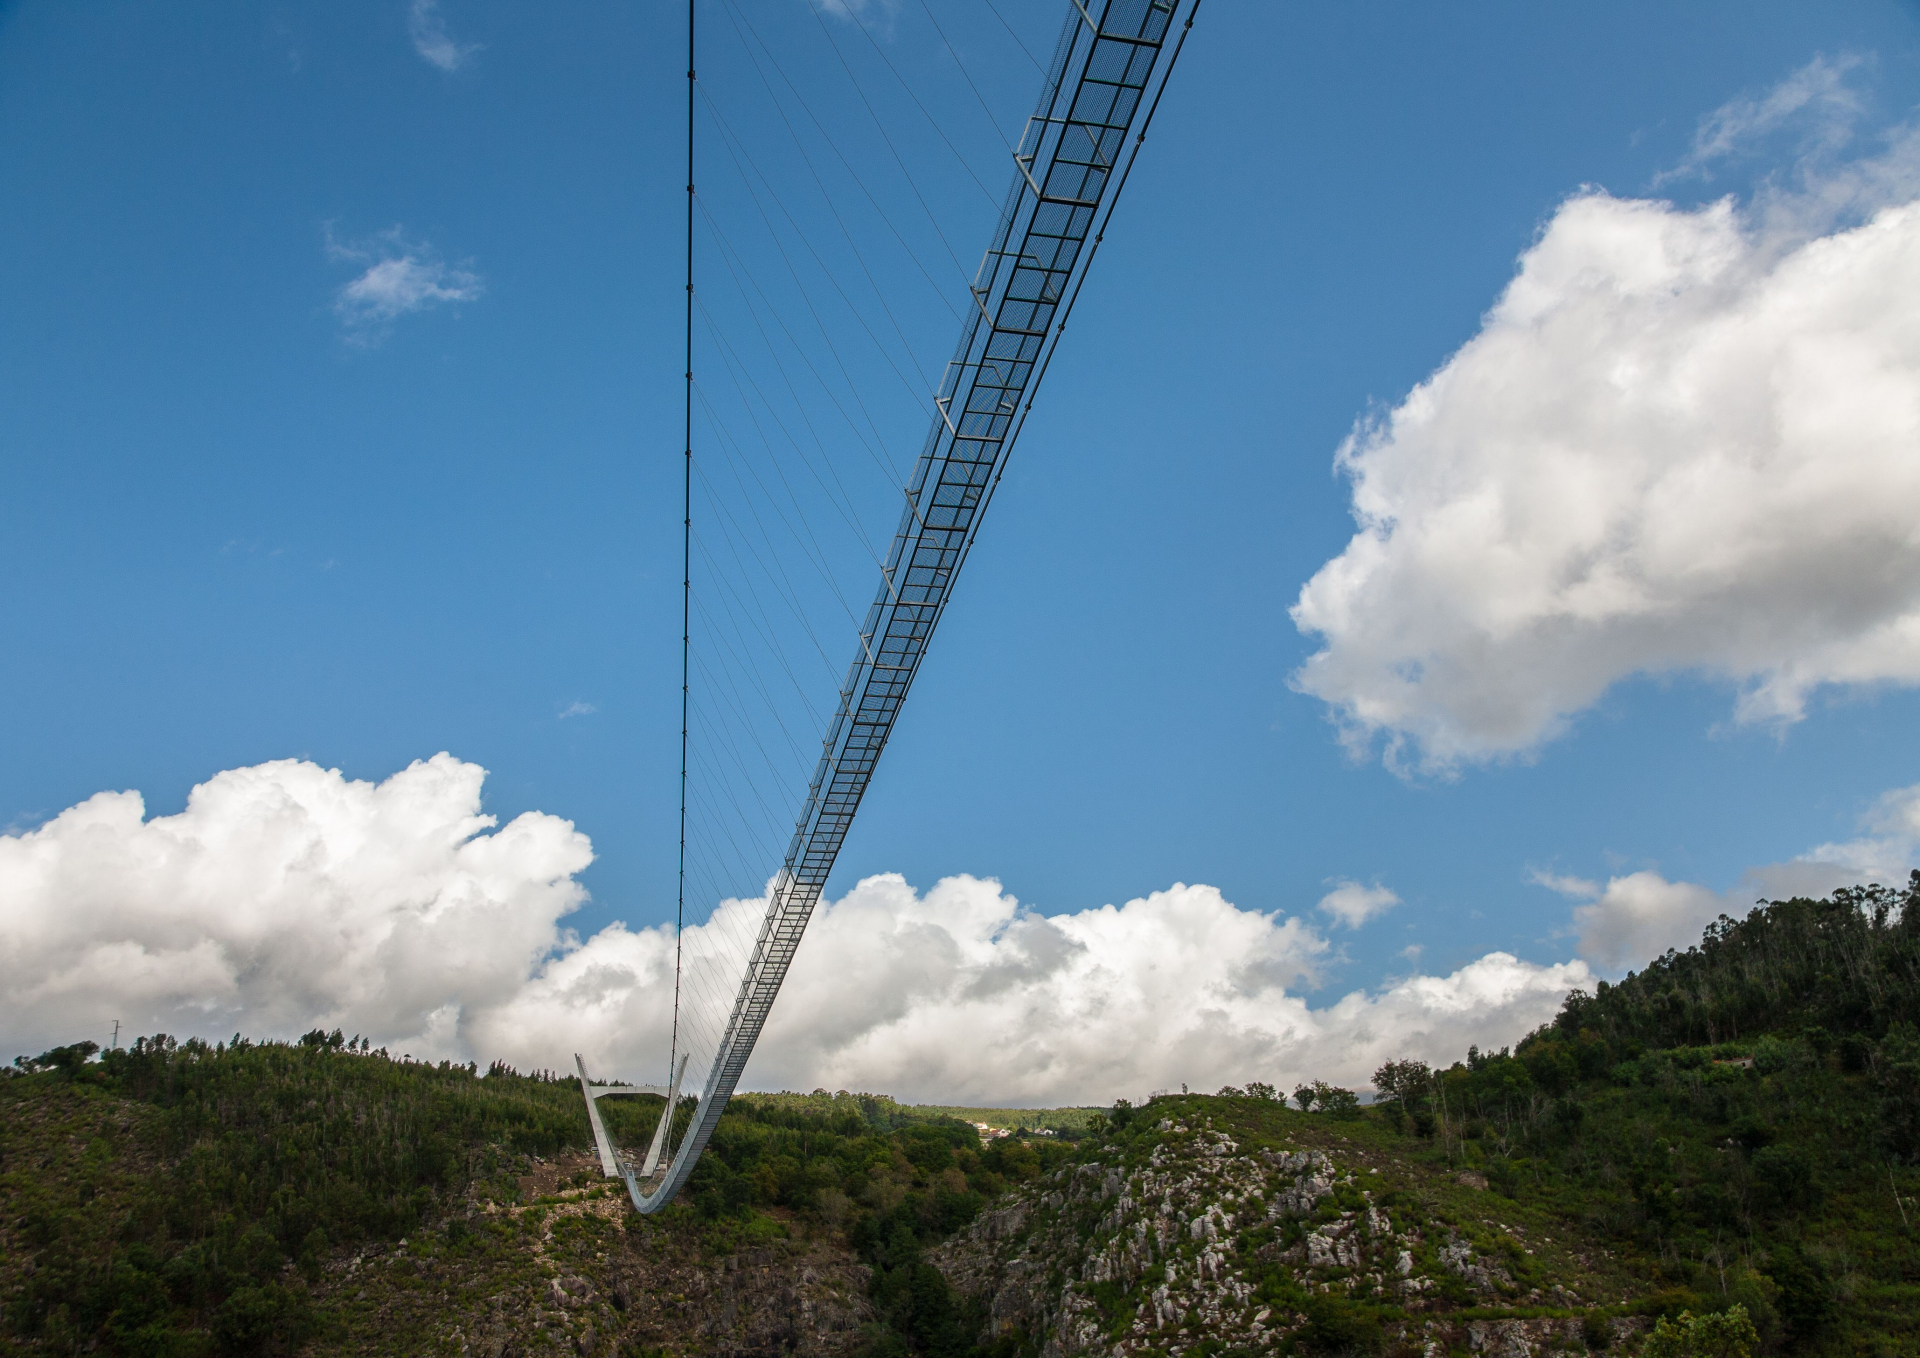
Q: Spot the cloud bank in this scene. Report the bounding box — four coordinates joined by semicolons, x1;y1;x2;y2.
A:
1291;82;1920;772
1538;782;1920;971
1;755;591;1063
1;757;1589;1104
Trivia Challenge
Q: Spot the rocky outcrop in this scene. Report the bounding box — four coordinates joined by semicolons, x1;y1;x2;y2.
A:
933;1117;1633;1358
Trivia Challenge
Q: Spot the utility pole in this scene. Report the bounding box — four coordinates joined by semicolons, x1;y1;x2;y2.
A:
110;1019;119;1051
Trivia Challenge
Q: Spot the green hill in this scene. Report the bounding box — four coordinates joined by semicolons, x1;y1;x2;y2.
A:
0;1035;1076;1358
3;876;1916;1357
932;876;1920;1358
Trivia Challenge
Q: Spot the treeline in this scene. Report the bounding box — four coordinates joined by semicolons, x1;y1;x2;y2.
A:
1363;875;1920;1162
1555;874;1920;1052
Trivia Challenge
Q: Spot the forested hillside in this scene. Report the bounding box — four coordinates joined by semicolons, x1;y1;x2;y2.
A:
3;877;1917;1357
0;1036;1070;1357
1351;875;1920;1355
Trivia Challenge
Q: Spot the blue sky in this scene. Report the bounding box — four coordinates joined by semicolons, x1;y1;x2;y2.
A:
7;1;1920;1085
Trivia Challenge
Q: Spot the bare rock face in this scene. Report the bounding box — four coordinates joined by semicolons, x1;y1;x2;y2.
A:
932;1118;1638;1358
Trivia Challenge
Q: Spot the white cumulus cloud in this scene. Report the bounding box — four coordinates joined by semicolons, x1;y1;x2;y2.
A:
812;0;884;20
1;757;1591;1104
1545;870;1728;975
1316;880;1400;929
1536;780;1919;971
418;872;1589;1105
1291;121;1920;772
0;755;590;1061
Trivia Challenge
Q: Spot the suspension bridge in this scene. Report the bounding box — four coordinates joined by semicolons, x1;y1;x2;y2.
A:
577;0;1202;1213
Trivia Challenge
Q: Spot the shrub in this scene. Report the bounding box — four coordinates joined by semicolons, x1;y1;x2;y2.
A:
1748;1144;1819;1212
212;1283;315;1355
1292;1080;1361;1119
1297;1295;1383;1355
1637;1304;1757;1358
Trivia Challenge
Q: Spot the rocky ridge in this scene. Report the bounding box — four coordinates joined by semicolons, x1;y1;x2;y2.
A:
934;1113;1646;1358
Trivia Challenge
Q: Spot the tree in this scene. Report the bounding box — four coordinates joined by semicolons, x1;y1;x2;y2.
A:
1293;1080;1361;1119
1372;1059;1430;1109
1639;1305;1757;1358
13;1041;99;1077
1320;1087;1362;1120
1874;1023;1920;1158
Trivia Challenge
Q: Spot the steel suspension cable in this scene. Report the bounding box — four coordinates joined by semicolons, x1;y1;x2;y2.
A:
799;0;977;281
913;0;1019;151
670;0;694;1104
978;0;1046;75
719;0;961;328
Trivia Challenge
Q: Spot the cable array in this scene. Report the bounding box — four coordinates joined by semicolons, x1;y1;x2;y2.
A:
612;0;1203;1212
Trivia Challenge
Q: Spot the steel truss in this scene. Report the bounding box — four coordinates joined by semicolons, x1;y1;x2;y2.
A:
591;0;1200;1212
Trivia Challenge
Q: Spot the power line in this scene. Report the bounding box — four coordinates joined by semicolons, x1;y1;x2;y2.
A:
699;87;927;469
720;13;942;390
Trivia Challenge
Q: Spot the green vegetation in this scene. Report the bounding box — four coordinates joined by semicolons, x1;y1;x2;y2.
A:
1289;1079;1362;1119
1347;876;1920;1354
1642;1306;1760;1358
5;877;1917;1356
957;878;1920;1357
2;1030;604;1355
688;1090;1076;1356
0;1035;1070;1357
1054;1087;1652;1355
